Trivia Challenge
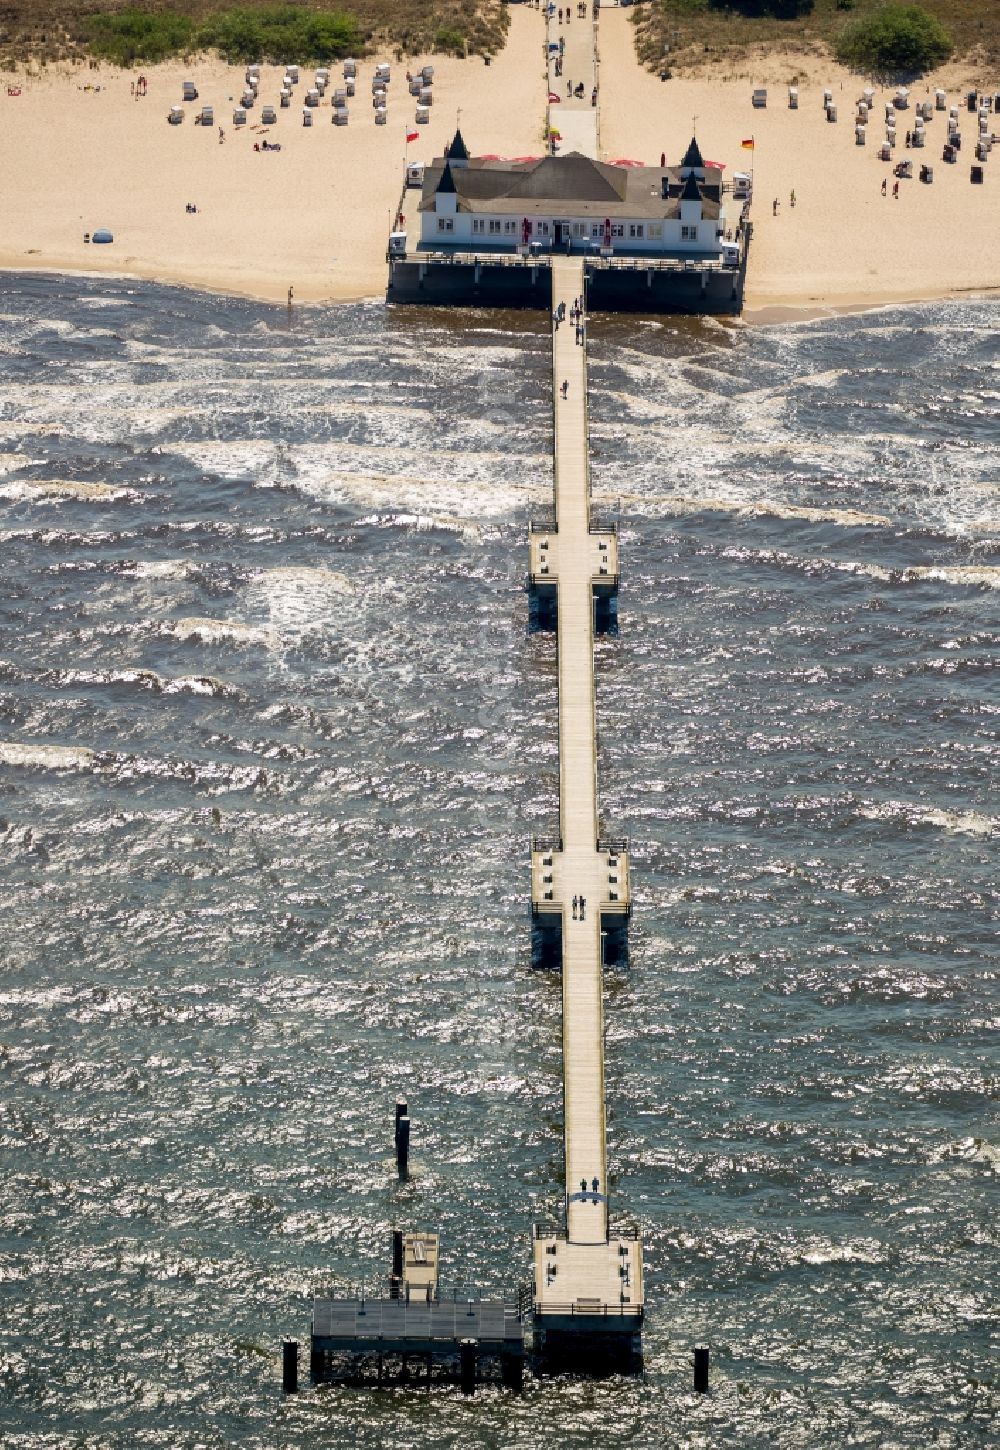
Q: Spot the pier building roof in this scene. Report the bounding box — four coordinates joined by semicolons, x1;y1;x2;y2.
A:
419;152;721;221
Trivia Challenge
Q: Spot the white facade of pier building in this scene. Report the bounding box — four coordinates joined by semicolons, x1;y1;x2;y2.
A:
416;131;730;258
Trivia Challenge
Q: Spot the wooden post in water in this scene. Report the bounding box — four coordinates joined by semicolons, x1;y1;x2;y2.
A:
460;1338;477;1395
390;1228;403;1297
282;1340;298;1394
395;1098;410;1180
694;1345;710;1393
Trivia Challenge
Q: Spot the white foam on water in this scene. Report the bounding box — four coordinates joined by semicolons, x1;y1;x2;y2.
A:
0;741;96;770
243;566;354;641
846;562;1000;590
0;478;137;503
167;617;271;646
857;801;998;838
594;489;893;530
0;453;30;475
122;560;191;580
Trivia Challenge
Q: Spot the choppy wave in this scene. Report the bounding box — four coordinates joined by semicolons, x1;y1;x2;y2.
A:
0;274;997;1450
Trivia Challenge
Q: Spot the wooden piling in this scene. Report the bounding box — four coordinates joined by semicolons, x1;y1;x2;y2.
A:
282;1340;298;1394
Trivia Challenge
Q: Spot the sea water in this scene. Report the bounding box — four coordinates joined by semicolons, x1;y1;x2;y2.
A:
0;275;996;1447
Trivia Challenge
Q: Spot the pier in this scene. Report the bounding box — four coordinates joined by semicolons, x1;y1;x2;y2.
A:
529;254;644;1368
300;6;644;1389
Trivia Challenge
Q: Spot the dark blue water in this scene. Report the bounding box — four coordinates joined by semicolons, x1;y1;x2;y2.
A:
0;275;996;1447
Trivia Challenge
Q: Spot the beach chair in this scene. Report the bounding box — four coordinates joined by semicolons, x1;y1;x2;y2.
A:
233;108;247;125
752;88;767;109
333;106;349;126
182;81;198;101
200;105;214;126
287;65;299;83
305;88;320;107
346;79;355;97
855;125;865;146
280;91;291;108
261;105;276;124
375;107;387;125
788;87;798;109
343;59;357;79
419;88;433;106
935;89;946;110
303;109;313;127
416;105;430;125
169;105;184;125
421;65;434;82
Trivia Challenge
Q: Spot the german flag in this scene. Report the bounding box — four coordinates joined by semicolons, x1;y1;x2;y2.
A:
741;137;755;150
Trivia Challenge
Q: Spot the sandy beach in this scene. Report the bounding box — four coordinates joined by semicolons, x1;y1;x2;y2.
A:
0;7;547;303
598;9;999;316
1;4;997;311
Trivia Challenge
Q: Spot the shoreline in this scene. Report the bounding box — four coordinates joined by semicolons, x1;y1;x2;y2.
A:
3;258;998;325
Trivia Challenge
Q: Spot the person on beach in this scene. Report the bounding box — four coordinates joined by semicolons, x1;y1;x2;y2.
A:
287;286;294;308
790;189;796;207
558;6;563;20
881;177;887;195
591;87;597;107
219;126;225;143
561;380;568;398
772;197;779;216
893;180;899;198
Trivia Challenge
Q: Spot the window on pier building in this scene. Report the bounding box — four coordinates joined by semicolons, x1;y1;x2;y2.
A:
681;225;698;241
571;222;585;238
536;221;550;235
610;223;624;238
488;220;503;234
628;223;645;239
648;223;663;239
437;217;454;233
503;219;517;234
591;223;602;238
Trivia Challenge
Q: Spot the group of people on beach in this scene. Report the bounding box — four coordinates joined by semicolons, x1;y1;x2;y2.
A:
130;76;148;99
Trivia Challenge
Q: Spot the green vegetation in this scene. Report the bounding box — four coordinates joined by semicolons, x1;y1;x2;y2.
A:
835;4;952;73
84;10;195;65
0;0;509;68
198;6;363;63
433;27;468;55
635;0;995;73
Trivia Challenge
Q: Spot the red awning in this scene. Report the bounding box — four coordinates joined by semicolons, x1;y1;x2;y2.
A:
704;159;727;170
612;158;644;167
548;92;562;103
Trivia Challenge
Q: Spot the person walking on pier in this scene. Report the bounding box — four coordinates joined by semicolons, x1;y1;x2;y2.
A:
561;379;568;399
579;895;586;920
572;894;578;920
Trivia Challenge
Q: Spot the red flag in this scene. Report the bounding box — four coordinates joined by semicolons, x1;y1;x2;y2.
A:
406;130;419;143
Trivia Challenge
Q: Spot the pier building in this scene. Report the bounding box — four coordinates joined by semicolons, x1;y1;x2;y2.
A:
387;132;751;313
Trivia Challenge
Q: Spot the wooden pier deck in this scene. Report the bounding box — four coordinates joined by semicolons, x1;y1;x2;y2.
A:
529;255;644;1352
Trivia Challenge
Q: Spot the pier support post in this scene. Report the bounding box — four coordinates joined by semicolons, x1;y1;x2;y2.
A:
390;1228;404;1296
694;1346;710;1393
395;1099;410;1180
460;1338;478;1395
282;1340;298;1394
501;1353;524;1392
